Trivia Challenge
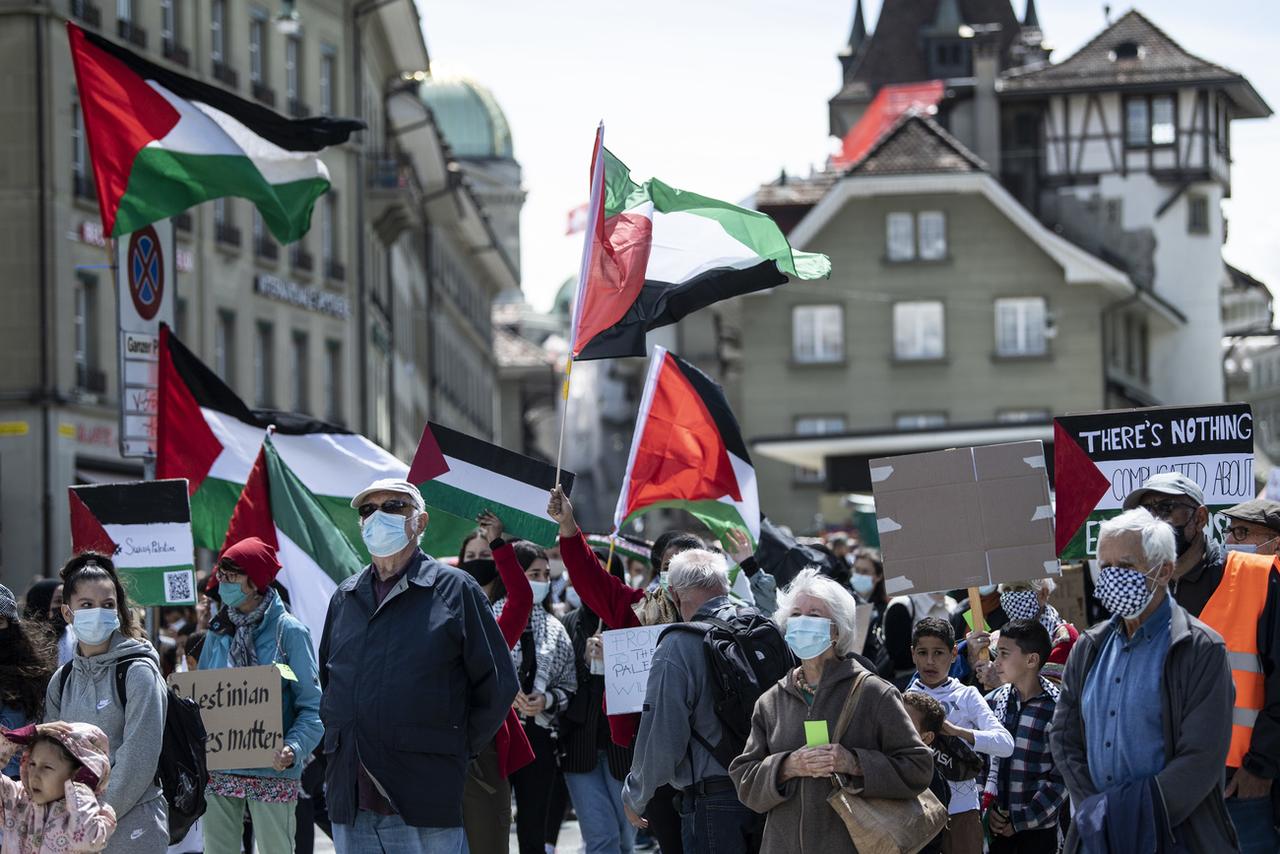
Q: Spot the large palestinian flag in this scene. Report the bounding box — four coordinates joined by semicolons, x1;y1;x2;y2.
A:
223;436;364;652
569;126;831;360
614;347;760;546
67;22;361;241
157;325;405;561
409;422;575;555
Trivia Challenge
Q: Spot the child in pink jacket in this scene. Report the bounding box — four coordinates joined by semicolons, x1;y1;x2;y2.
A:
0;721;117;853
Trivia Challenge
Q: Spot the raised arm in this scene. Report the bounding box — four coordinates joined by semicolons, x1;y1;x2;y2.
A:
548;486;643;629
482;510;533;650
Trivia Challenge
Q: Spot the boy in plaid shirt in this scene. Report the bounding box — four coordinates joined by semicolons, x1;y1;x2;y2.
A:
983;619;1067;852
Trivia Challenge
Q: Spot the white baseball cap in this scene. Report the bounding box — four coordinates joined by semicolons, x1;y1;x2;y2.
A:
350;478;425;512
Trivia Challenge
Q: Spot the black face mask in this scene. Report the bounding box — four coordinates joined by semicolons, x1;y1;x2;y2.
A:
1172;521;1195;557
461;559;499;587
49;612;68;633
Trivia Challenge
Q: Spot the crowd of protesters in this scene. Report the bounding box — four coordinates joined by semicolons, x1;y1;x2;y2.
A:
3;469;1280;853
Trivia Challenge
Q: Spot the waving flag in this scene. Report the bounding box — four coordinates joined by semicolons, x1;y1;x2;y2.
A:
569;127;831;360
614;347;759;544
67;22;361;241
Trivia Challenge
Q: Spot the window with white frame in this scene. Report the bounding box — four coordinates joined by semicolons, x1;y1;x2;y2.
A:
320;46;336;114
1188;195;1209;234
893;301;945;360
321;194;336;264
74;274;96;378
72;102;85;182
917;211;947;260
286;37;300;103
215;310;235;381
248;9;266;85
1151;95;1175;145
886;212;915;261
116;0;133;23
1125;97;1149;147
996;409;1051;423
255;321;274;408
794;416;846;483
895;413;947;430
324;339;342;423
792;304;843;363
161;0;176;45
213;197;228;227
211;0;226;63
291;331;309;413
994;297;1047;357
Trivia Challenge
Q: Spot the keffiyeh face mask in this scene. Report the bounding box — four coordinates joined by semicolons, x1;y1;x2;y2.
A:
1000;590;1041;622
1095;565;1158;619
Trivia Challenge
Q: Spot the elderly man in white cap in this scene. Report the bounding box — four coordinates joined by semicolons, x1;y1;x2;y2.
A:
318;478;519;854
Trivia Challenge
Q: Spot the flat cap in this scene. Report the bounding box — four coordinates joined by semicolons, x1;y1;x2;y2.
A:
1222;498;1280;532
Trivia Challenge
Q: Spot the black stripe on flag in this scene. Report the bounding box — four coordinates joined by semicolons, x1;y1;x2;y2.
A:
82;29;363;152
669;353;753;465
576;260;787;360
73;479;190;524
430;422;575;495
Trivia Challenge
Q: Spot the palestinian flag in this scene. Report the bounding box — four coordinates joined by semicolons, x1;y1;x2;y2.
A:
222;436;364;653
614;346;760;546
69;479;197;606
569;126;831;359
67;22;362;241
409;422;576;555
157;325;405;561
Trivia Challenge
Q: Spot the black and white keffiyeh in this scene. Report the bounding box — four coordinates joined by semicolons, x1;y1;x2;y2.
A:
226;588;274;667
494;599;578;729
1095;565;1155;618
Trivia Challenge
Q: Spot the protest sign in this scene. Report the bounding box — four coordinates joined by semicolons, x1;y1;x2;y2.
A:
602;625;667;715
68;478;195;605
869;441;1057;595
168;665;283;771
1054;404;1254;559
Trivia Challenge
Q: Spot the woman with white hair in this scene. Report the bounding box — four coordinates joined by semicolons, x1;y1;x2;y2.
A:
730;568;933;852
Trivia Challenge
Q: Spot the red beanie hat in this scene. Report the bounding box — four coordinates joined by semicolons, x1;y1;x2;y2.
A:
219;537;282;593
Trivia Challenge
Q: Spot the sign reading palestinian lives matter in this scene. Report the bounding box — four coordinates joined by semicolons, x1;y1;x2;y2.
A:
116;220;175;458
602;625;667;716
68;479;196;606
168;666;283;771
1054;403;1254;559
869;442;1058;595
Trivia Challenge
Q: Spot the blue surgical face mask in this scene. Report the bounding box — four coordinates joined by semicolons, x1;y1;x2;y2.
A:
361;510;414;557
977;584;998;596
659;572;670;591
71;607;120;646
850;573;875;597
785;615;834;660
219;582;248;609
529;580;551;602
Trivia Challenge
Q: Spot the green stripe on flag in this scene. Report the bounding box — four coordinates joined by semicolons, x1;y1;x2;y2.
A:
115;147;329;242
119;565;197;606
420;508;479;561
622;498;752;549
419;480;560;547
265;440;364;584
190;476;245;552
313;494;371;563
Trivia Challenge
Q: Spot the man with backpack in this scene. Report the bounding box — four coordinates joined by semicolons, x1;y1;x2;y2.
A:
622;548;791;854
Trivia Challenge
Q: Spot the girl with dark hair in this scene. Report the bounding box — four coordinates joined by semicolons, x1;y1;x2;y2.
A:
46;551;169;853
497;538;577;854
0;583;56;779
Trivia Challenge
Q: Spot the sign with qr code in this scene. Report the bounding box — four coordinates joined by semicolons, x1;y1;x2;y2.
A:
68;479;196;606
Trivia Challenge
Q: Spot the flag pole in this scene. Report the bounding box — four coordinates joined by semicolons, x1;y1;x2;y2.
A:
605;532;617;574
554;357;573;488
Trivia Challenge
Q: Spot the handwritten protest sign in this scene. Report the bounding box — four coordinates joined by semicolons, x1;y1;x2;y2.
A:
168;665;283;770
69;479;195;605
603;625;667;715
1055;404;1254;559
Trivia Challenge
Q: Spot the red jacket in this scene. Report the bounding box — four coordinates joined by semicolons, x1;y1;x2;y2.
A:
492;540;535;777
559;528;646;748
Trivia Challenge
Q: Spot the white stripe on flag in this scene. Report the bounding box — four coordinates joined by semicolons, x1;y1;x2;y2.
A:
101;522;193;568
275;527;340;660
646;209;764;285
728;452;761;542
435;454;554;518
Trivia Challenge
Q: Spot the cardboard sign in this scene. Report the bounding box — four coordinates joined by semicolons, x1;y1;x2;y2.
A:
168;666;283;771
68;479;195;606
1054;404;1254;559
602;625;667;715
870;441;1057;595
853;603;873;659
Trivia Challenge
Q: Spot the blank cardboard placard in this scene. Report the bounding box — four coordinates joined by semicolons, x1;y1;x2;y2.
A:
169;665;283;771
870;441;1056;595
603;625;668;715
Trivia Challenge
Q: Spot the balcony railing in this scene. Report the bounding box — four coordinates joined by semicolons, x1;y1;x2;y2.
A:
71;1;102;28
76;364;107;394
288;98;311;119
172;211;192;232
254;237;279;261
117;20;146;48
215;223;242;247
73;173;96;201
252;81;276;108
324;259;345;282
162;39;190;67
212;61;238;88
291;246;314;273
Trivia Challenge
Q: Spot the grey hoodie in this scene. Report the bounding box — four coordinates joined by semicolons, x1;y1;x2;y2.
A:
46;631;169;854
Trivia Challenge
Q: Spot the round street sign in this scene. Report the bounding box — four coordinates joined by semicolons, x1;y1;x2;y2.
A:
127;225;165;321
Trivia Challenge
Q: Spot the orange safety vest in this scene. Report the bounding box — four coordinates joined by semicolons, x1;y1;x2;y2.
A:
1197;549;1275;768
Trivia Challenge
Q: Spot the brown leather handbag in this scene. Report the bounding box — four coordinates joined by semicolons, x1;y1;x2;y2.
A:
826;670;948;854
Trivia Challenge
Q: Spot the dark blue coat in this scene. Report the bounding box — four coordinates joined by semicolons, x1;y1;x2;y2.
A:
318;549;518;827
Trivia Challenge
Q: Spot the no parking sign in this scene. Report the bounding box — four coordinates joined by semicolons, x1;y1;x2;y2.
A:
116;221;175;458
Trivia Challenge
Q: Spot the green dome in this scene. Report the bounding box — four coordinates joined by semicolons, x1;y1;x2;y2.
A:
419;73;514;160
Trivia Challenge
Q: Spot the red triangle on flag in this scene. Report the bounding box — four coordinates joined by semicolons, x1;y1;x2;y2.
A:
408;423;450;484
222;441;280;557
157;325;225;497
1054;420;1112;555
68;490;118;557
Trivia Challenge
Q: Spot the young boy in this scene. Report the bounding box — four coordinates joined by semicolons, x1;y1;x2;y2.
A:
904;692;989;854
982;619;1067;853
0;721;117;853
907;616;1014;854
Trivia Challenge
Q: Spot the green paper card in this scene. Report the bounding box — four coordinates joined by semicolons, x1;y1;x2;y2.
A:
804;721;829;746
275;663;298;682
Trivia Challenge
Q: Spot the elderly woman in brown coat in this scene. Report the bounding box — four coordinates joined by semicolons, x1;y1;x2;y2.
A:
730;568;933;853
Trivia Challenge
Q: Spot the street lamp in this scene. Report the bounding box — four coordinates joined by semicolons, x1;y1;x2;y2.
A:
274;1;301;35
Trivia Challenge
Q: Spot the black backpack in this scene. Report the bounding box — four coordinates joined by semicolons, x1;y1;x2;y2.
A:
661;610;794;770
58;654;208;844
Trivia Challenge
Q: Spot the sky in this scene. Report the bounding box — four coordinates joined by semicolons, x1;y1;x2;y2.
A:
415;0;1280;313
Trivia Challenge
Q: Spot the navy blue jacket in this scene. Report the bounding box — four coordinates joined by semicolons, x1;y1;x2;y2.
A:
318;549;518;827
